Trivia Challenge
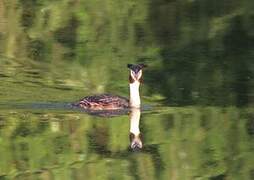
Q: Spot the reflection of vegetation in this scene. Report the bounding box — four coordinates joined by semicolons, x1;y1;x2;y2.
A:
147;1;254;106
0;107;254;179
27;39;47;61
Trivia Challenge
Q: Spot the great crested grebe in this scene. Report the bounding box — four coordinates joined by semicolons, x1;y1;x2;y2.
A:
74;64;146;110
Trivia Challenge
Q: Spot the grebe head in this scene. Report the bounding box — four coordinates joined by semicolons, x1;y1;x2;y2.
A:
127;64;147;82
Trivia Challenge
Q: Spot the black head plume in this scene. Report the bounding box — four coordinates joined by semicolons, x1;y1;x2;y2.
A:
127;64;133;69
138;64;147;68
127;63;147;73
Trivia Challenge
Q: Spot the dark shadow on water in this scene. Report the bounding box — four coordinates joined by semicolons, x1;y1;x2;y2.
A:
71;103;152;117
74;107;130;117
0;101;153;118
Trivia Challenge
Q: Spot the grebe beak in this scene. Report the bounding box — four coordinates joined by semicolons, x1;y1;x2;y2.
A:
131;70;142;81
134;73;140;80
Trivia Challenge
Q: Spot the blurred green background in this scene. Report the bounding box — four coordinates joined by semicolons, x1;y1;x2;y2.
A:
0;0;254;179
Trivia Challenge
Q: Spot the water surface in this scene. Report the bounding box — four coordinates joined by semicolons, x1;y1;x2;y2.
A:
0;0;254;179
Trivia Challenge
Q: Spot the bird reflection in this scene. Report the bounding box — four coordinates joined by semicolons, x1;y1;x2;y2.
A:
77;106;144;151
129;108;143;151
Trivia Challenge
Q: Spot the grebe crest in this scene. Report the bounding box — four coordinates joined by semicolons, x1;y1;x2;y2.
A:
74;64;147;110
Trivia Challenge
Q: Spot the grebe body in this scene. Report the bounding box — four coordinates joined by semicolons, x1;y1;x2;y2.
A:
76;94;129;110
74;64;146;110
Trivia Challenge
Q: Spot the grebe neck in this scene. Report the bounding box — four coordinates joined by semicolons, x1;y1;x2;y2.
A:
129;81;140;108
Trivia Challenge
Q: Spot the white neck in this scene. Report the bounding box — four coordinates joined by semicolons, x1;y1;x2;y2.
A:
129;81;141;108
129;108;141;135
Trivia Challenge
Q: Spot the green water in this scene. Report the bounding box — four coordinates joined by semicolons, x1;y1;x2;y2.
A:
0;0;254;179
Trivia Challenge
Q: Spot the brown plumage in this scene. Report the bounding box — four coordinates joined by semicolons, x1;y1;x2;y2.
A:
75;94;129;110
129;75;135;83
